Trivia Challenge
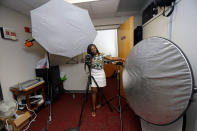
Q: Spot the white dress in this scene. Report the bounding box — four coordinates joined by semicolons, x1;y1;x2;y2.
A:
90;53;106;87
91;69;106;87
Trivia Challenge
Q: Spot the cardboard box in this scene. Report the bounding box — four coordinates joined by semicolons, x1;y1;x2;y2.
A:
0;110;32;131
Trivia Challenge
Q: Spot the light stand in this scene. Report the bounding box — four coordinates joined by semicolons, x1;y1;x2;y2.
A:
116;62;124;131
43;52;52;131
101;61;125;131
43;52;72;131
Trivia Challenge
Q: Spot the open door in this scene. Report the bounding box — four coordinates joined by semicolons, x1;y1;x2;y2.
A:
118;16;134;97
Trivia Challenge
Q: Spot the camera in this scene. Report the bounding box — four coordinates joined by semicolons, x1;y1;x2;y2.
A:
85;54;92;67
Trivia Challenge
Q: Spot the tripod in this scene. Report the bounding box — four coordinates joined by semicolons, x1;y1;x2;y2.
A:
64;63;113;131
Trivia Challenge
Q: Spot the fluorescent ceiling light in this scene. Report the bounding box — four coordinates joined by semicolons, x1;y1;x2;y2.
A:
64;0;99;4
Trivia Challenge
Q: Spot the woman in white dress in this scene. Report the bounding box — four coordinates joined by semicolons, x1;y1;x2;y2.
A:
87;44;125;117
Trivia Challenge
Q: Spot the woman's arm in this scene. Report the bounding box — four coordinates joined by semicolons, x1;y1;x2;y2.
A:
105;56;125;62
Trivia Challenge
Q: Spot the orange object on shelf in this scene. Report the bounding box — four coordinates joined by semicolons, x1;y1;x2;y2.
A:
25;41;33;47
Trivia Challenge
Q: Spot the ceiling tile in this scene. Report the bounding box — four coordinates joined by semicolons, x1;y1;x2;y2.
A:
118;0;147;12
22;0;49;8
75;2;93;14
91;0;119;14
0;0;33;12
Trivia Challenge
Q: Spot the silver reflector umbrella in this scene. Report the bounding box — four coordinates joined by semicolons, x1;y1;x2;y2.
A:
123;37;194;125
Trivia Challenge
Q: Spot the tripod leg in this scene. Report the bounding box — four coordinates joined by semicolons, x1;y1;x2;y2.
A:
49;84;52;122
78;77;90;127
91;76;113;112
118;93;123;131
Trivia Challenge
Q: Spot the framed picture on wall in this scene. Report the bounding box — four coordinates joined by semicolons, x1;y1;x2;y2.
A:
0;27;17;41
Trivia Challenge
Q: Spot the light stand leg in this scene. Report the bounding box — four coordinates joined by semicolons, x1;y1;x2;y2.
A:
117;65;123;131
47;51;52;126
49;84;52;121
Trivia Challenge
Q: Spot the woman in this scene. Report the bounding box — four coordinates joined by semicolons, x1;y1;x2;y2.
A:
87;44;125;117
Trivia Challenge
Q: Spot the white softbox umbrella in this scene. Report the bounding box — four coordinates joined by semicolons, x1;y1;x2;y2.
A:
31;0;97;57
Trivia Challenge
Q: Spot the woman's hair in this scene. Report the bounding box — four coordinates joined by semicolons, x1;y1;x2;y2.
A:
87;44;100;56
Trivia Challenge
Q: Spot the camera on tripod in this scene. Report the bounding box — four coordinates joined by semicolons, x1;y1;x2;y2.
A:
85;54;92;67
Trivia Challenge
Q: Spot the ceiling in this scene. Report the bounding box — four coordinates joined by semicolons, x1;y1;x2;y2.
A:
0;0;148;19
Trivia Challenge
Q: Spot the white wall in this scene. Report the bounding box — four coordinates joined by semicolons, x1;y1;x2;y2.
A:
172;1;197;131
142;0;197;131
143;15;170;39
60;64;88;91
0;5;45;100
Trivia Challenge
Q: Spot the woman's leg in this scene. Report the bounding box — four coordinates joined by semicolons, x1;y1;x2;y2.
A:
91;87;98;117
96;88;102;109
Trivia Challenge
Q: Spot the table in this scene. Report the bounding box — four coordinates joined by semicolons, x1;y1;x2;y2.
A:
10;81;46;111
